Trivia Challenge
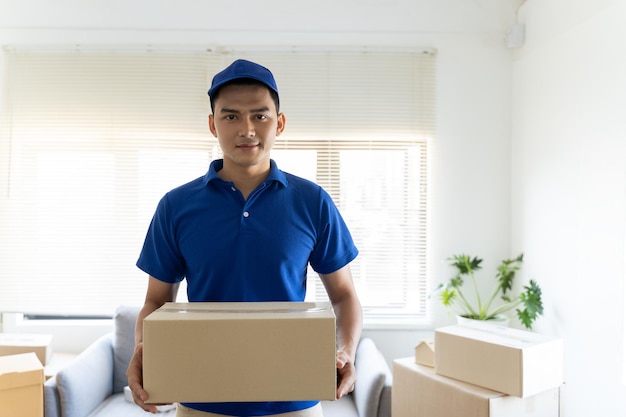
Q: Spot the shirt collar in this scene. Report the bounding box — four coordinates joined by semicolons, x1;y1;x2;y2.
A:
203;159;288;187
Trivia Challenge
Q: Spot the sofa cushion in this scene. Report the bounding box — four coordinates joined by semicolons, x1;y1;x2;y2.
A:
321;395;358;417
44;374;62;417
113;305;141;393
377;372;392;417
87;392;176;417
353;338;386;417
56;334;115;417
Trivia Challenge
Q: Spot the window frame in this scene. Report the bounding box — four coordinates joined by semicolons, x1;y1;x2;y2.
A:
0;46;436;327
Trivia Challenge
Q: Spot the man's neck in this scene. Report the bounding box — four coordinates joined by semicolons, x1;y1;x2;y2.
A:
218;160;271;200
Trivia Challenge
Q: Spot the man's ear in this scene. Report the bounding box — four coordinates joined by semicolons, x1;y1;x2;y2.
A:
208;114;217;137
276;113;286;137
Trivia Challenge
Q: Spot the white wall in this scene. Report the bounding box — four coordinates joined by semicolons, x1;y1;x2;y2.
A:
512;0;626;415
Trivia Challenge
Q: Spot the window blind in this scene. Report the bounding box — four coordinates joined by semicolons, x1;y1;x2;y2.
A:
0;47;436;320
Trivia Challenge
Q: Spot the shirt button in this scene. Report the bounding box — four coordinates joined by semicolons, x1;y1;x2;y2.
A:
231;186;237;192
243;211;250;218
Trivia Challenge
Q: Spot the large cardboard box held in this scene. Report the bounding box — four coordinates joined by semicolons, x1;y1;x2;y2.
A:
143;302;337;403
0;333;53;365
393;357;561;417
435;325;563;398
0;352;44;417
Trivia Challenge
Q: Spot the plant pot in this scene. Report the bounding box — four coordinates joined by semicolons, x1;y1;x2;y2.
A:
456;314;510;330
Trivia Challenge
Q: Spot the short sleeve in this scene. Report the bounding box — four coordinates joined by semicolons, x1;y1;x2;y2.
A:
136;194;186;283
309;189;359;274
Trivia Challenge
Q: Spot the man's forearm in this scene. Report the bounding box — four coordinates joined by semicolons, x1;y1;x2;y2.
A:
334;295;363;360
135;277;180;345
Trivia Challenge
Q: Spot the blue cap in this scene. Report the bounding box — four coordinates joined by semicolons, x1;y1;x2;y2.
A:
208;59;279;100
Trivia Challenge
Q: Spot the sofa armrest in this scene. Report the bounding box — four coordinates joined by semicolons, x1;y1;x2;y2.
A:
44;376;61;417
352;338;392;417
377;370;392;417
55;333;115;417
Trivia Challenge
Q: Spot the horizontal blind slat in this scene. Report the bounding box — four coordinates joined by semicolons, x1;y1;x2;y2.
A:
0;48;435;320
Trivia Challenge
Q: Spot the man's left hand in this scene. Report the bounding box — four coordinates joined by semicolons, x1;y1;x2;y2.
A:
336;350;356;399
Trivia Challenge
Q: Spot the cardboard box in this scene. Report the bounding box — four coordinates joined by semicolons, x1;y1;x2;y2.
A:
0;352;45;417
0;333;53;366
414;339;435;367
435;325;563;397
143;302;337;403
393;357;561;417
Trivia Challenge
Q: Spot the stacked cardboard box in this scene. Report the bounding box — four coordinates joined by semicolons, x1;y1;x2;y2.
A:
0;352;44;417
393;324;564;417
393;358;561;417
0;333;53;365
143;301;337;404
434;325;563;398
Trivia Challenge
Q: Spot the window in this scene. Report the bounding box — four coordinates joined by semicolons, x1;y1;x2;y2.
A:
0;47;435;325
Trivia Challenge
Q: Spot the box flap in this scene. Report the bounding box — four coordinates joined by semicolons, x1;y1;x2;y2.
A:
148;301;335;321
0;333;53;348
435;325;560;349
0;352;44;390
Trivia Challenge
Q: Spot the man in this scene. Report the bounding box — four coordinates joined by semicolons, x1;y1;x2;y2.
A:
127;59;363;417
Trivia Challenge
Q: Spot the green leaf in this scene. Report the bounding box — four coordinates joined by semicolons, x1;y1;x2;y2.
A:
496;253;524;295
449;254;482;274
517;309;533;329
449;274;464;288
440;288;457;307
517;279;543;329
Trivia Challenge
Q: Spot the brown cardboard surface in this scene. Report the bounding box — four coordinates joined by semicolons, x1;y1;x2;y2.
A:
0;333;53;365
0;352;44;417
392;357;560;417
435;325;563;398
143;301;337;403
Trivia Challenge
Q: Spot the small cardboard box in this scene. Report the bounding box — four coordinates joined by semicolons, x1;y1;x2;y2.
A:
393;357;561;417
435;325;563;398
0;333;53;366
143;301;337;403
0;352;45;417
414;339;435;367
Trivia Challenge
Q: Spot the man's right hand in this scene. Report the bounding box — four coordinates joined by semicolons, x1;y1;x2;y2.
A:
129;278;179;412
126;342;161;413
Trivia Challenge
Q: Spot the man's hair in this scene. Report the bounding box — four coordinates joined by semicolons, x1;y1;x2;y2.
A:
210;78;280;114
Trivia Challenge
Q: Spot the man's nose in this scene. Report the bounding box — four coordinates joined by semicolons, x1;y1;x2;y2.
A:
239;118;255;137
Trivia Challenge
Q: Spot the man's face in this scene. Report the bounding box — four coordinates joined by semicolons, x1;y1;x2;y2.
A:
209;84;285;171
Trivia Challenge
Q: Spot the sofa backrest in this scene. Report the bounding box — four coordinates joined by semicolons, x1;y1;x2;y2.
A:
113;305;141;393
353;337;392;417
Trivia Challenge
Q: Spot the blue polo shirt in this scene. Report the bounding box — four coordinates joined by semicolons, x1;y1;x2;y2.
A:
137;159;358;416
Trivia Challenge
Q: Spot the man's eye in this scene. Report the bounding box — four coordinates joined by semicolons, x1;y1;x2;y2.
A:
256;115;267;120
225;115;236;120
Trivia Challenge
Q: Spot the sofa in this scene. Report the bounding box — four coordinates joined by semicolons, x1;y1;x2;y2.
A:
44;305;392;417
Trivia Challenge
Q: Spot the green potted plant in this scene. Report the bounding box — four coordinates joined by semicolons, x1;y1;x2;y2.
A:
435;253;544;329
